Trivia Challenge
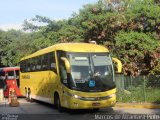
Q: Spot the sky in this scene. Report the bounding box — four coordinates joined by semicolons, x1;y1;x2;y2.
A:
0;0;98;31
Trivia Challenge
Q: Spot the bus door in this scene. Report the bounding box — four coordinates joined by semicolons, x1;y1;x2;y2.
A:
59;58;68;105
57;51;69;105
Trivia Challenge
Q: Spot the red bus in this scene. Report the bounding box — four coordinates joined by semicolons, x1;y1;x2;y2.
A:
0;67;22;97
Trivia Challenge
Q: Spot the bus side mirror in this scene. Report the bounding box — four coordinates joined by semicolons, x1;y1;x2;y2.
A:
112;57;122;73
60;57;71;73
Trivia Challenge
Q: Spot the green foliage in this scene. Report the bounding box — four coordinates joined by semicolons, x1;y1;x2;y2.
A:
52;25;84;42
115;31;157;54
23;19;39;32
150;62;160;75
0;0;160;76
115;31;158;75
0;30;34;66
116;75;160;103
31;15;52;23
117;88;160;103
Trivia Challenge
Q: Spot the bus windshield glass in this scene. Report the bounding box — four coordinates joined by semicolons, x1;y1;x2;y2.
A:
7;71;15;79
68;53;115;92
0;71;5;80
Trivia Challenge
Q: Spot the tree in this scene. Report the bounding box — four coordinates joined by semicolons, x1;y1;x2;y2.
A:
0;0;159;76
115;31;159;76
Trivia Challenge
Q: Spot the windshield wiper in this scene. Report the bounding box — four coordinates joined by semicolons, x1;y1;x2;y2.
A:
88;89;102;92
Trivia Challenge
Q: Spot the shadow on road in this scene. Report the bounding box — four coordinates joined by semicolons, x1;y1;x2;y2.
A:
32;98;118;114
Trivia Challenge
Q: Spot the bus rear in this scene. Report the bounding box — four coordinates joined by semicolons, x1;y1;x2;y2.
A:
1;67;22;97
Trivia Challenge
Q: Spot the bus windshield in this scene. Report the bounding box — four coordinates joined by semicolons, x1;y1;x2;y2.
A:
68;53;115;92
0;71;5;80
7;71;15;80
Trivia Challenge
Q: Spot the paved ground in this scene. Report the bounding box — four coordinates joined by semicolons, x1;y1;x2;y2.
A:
0;98;160;120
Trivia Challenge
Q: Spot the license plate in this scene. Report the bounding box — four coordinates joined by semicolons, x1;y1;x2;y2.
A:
92;102;100;106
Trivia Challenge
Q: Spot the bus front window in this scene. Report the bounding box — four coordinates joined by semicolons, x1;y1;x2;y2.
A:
69;54;91;87
92;54;115;91
0;71;5;80
7;71;15;79
68;53;115;92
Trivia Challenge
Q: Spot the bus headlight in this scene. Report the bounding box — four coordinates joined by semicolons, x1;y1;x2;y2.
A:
108;93;116;98
65;91;116;101
73;94;81;99
65;91;81;99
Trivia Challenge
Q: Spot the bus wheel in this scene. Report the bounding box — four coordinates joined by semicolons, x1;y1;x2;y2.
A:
55;94;63;112
29;94;34;102
28;88;34;102
25;87;28;100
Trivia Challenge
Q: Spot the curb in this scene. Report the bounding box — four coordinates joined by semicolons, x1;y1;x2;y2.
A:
115;103;160;109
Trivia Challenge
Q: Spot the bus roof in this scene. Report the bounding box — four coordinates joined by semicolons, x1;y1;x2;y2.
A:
21;43;109;61
1;67;20;72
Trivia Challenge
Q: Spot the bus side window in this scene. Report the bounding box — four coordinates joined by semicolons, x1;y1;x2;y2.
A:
20;61;27;73
22;60;28;72
60;62;67;84
46;53;50;70
50;52;57;73
42;54;48;70
27;60;31;72
30;59;34;71
20;61;24;72
32;58;36;71
36;56;42;71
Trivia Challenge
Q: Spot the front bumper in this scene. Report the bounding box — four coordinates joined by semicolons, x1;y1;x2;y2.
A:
67;95;116;109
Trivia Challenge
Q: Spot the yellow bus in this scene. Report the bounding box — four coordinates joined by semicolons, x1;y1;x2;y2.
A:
20;43;122;111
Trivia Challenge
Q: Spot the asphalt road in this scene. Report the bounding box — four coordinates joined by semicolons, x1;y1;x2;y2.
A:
0;98;160;120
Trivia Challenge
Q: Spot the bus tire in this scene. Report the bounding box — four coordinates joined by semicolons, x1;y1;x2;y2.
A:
29;94;34;102
25;87;27;97
28;88;34;102
54;93;63;112
26;88;29;102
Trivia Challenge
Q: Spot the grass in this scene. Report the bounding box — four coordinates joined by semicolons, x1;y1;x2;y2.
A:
116;88;160;103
